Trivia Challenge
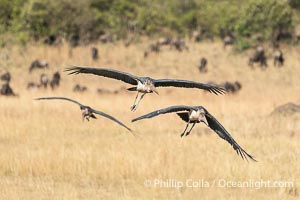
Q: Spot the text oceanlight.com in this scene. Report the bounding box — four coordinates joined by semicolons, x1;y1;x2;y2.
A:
144;179;294;189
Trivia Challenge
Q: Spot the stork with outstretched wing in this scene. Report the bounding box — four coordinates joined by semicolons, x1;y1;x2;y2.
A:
132;105;256;161
65;66;225;111
35;97;132;132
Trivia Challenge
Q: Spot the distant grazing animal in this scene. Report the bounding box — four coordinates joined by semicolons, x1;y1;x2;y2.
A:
29;60;49;73
44;35;65;46
0;71;11;83
50;72;61;90
273;50;284;67
73;84;87;92
97;87;126;95
44;35;57;45
157;37;172;46
91;47;99;61
205;81;241;94
0;83;16;96
35;97;132;132
192;31;201;42
27;82;40;90
99;33;113;43
198;57;208;73
144;43;160;58
248;46;267;69
132;105;256;161
97;88;119;95
223;35;234;49
223;81;242;94
170;38;189;51
40;74;49;88
66;66;225;111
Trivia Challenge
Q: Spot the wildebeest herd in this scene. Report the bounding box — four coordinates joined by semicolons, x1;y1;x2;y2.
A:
1;37;284;97
141;36;286;86
27;71;61;90
248;46;285;69
144;37;189;57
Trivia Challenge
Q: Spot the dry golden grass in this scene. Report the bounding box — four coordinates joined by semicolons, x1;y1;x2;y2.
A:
0;40;299;199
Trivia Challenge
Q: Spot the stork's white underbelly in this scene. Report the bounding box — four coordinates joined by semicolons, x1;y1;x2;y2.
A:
189;110;200;121
137;81;151;93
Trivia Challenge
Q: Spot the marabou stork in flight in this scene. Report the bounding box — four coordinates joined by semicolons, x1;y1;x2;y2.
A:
35;97;132;132
132;105;256;161
65;66;225;111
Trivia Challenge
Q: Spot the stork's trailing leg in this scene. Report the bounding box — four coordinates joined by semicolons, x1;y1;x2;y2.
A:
181;122;190;137
185;123;196;136
130;92;139;111
131;93;146;111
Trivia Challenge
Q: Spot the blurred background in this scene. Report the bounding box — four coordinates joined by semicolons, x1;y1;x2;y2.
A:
0;0;300;48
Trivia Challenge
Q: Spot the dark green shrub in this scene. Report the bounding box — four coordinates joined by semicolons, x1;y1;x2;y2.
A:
234;0;292;41
0;0;297;47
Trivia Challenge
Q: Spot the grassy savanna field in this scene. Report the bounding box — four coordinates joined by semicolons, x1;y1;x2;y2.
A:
0;40;299;199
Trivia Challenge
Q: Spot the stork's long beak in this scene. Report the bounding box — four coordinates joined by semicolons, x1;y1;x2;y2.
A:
199;114;208;126
151;86;159;95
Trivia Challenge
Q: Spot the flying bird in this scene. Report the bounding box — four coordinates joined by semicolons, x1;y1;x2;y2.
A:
132;105;256;161
35;97;132;132
65;66;225;111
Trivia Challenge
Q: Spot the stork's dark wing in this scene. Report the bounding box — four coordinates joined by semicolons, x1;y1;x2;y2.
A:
65;66;139;85
154;79;225;95
35;97;83;107
176;112;190;122
132;106;194;122
203;108;257;161
91;109;132;132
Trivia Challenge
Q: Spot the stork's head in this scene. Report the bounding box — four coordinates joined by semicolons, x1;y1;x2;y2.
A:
198;108;208;125
81;107;90;121
144;79;152;89
144;79;159;94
